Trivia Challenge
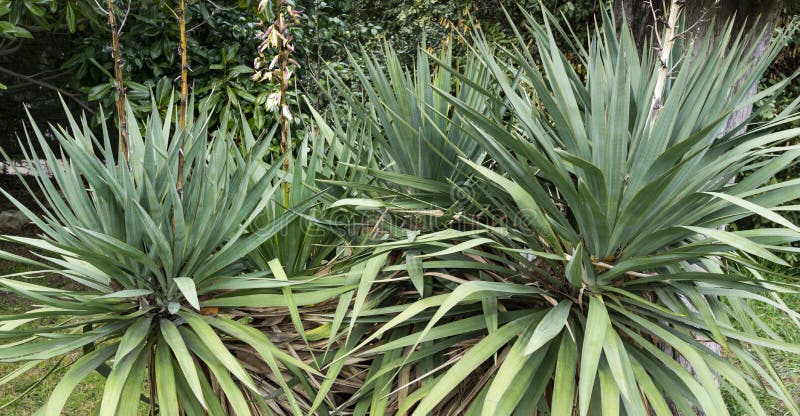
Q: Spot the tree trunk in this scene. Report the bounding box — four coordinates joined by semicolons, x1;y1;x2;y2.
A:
683;0;782;130
613;1;783;415
613;0;661;50
617;0;783;129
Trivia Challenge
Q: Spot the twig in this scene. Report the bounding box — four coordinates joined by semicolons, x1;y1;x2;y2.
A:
4;71;75;92
0;40;23;56
648;0;662;48
0;66;93;113
92;0;108;15
118;0;132;31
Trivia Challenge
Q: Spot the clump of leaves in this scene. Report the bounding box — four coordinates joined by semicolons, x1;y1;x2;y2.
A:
334;10;800;416
0;102;323;415
327;41;495;188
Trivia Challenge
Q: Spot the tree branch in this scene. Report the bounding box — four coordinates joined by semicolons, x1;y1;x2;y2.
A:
0;40;23;56
0;66;93;113
649;0;682;128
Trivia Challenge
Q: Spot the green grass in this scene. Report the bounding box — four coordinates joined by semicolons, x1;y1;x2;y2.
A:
743;275;800;415
0;359;106;415
0;251;107;415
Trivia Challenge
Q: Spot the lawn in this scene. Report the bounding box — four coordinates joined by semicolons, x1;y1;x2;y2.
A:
742;267;800;415
0;237;106;415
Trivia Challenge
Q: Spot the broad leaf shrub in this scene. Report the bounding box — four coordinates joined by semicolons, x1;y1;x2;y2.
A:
0;102;335;414
325;11;800;416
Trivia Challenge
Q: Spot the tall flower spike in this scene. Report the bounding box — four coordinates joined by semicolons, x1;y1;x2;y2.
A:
253;0;302;205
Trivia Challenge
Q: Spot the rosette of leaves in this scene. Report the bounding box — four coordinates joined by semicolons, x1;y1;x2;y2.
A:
217;110;416;415
0;102;325;415
241;126;351;277
324;41;497;198
335;11;800;416
316;42;506;237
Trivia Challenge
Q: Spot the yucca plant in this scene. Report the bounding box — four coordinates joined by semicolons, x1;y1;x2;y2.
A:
0;102;329;415
334;10;800;416
236;113;358;275
324;41;499;206
200;114;390;414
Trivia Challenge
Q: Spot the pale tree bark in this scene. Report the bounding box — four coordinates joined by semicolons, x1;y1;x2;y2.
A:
649;0;681;125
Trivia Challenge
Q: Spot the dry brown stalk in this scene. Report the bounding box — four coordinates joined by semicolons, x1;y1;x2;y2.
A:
176;0;188;198
107;0;128;164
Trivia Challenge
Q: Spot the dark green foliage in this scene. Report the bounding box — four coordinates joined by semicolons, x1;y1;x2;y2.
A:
0;3;799;414
314;10;800;414
63;2;274;130
0;99;350;414
340;0;601;56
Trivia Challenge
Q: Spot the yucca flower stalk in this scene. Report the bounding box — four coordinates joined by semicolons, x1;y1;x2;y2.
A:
0;102;326;415
331;10;800;416
254;0;302;207
176;0;188;197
